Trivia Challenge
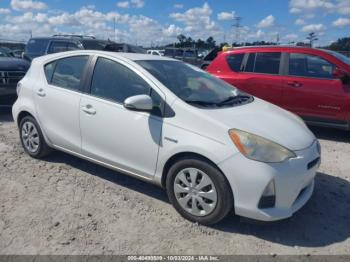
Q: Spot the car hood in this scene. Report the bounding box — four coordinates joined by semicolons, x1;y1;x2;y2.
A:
200;98;316;151
0;57;30;71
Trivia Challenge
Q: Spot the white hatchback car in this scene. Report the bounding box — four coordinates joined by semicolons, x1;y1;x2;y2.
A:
12;51;321;225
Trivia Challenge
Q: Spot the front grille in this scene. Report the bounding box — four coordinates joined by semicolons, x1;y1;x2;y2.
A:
0;71;26;86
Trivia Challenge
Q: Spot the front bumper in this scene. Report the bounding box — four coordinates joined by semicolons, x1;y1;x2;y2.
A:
218;140;320;221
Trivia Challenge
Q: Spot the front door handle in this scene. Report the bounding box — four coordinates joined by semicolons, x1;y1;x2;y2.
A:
82;105;96;115
36;88;46;97
287;81;303;88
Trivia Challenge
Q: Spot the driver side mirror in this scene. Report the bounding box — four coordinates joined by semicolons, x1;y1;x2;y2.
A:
332;67;349;83
124;95;153;112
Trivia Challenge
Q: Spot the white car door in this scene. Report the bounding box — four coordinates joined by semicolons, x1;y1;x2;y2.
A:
34;55;90;152
79;56;164;178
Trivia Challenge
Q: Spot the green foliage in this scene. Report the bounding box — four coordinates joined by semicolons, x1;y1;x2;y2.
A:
327;37;350;51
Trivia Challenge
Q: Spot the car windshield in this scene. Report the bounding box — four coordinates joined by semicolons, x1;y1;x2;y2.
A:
136;60;249;107
325;50;350;66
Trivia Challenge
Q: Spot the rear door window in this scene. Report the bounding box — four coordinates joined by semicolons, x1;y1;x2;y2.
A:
175;49;184;57
244;52;281;75
226;53;245;72
50;56;89;91
288;53;335;79
67;42;80;51
48;41;69;54
254;52;281;74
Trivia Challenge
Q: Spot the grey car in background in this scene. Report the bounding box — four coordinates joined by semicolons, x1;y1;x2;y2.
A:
0;48;30;107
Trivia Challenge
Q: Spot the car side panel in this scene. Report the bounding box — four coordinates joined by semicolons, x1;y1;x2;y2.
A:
154;121;237;185
207;52;284;107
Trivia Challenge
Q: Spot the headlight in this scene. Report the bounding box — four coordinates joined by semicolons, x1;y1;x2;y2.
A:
229;129;296;163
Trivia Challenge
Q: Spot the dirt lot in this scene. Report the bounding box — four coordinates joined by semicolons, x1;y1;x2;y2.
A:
0;108;349;255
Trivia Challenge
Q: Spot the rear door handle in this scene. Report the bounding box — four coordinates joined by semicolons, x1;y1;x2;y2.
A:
81;105;96;115
287;81;303;88
36;88;46;97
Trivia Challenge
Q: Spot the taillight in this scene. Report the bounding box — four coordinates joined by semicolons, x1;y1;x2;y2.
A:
16;82;22;96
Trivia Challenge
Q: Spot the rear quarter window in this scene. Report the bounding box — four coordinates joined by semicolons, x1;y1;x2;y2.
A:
45;56;89;91
44;61;57;83
226;53;245;72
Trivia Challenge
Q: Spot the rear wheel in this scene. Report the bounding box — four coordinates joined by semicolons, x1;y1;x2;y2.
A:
19;116;51;158
166;157;233;225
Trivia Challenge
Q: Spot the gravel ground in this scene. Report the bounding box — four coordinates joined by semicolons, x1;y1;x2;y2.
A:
0;109;349;255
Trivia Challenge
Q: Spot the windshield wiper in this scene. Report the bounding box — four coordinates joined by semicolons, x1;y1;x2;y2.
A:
217;95;251;106
184;100;218;107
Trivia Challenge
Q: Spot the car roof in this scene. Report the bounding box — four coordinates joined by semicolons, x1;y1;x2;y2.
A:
223;45;329;54
33;50;178;63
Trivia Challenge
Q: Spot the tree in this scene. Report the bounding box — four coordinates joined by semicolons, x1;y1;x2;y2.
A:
206;37;216;49
327;37;350;51
177;34;186;46
306;32;318;47
195;39;206;49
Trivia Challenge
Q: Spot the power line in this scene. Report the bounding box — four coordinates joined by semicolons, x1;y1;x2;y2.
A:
232;16;242;44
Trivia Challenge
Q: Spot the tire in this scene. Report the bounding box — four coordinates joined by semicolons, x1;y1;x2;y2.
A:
19;116;51;158
166;157;234;225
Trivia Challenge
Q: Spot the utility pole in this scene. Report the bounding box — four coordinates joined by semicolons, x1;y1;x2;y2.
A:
113;17;116;42
232;16;242;45
276;32;280;45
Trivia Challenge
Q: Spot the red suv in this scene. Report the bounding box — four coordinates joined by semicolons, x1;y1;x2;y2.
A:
206;46;350;130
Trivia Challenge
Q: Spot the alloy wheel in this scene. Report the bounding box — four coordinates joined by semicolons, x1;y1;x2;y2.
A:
21;121;40;153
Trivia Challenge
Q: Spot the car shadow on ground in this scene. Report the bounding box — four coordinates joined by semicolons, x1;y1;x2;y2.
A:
44;150;169;203
45;150;350;248
2;109;348;247
214;172;350;247
310;126;349;143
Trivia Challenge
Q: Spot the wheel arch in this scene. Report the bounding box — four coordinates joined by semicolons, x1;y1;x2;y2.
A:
15;109;52;147
16;111;34;127
160;151;229;190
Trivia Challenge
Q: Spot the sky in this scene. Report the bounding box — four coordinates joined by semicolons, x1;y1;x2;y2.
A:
0;0;349;46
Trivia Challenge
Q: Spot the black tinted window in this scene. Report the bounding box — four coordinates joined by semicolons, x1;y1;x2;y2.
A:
26;39;49;54
254;52;281;74
48;41;68;54
289;53;335;79
164;49;174;56
91;58;151;103
82;40;108;50
227;53;245;72
184;50;196;57
44;61;56;83
175;49;184;57
51;56;89;90
67;42;80;51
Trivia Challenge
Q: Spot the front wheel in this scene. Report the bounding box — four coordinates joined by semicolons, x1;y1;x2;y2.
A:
166;158;234;225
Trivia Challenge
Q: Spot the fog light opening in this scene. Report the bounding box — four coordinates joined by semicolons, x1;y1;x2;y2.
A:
258;180;276;209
